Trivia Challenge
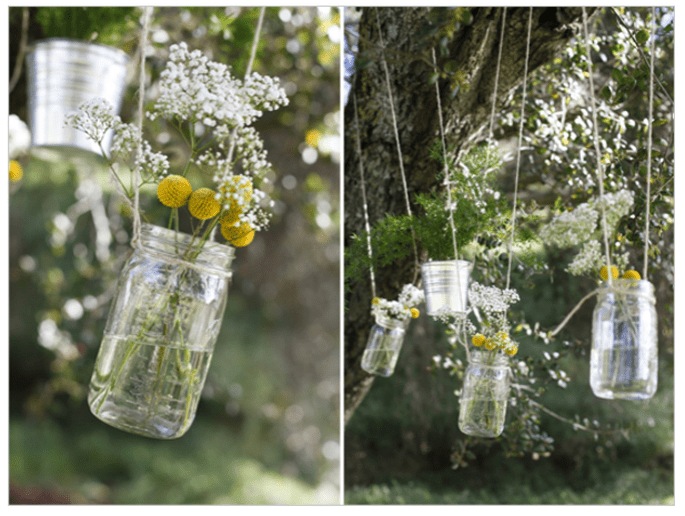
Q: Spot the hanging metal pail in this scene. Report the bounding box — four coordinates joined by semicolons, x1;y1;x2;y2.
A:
26;38;129;164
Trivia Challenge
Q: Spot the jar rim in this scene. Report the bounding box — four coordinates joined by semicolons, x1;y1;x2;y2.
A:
29;37;130;64
598;278;655;299
422;259;472;270
469;349;510;367
374;312;409;329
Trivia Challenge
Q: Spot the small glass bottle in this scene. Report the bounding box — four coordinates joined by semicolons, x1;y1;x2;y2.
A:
421;260;472;316
590;279;658;400
361;313;408;377
459;350;511;438
88;224;235;439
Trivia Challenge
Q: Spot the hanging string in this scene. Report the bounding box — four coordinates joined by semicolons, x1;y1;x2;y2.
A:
487;7;507;142
373;7;420;276
642;6;656;281
581;7;613;287
352;91;377;299
131;6;152;249
505;7;532;291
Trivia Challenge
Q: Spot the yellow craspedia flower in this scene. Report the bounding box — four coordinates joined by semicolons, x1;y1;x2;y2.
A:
188;188;221;220
219;208;240;227
9;160;23;182
410;308;420;319
157;175;192;208
484;339;497;351
371;297;380;305
623;270;641;280
221;222;255;247
305;129;322;148
222;175;253;204
600;265;619;281
472;334;486;347
505;344;519;356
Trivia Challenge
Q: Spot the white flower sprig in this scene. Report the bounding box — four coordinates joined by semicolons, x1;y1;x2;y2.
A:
371;283;423;322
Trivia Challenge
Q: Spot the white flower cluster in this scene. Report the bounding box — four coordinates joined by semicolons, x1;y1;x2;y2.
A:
468;282;520;316
566;240;602;276
539;204;598;248
9;114;31;159
589;189;635;233
64;98;119;144
149;42;288;138
134;140;170;183
371;298;411;321
398;283;424;308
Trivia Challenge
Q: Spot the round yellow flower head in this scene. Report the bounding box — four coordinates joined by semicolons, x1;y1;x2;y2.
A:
222;175;253;206
484;339;497;351
623;270;641;280
219;207;241;228
157;175;192;208
472;334;486;347
371;297;380;305
9;160;23;182
410;308;420;319
221;221;255;247
505;344;519;356
599;265;619;281
189;188;221;220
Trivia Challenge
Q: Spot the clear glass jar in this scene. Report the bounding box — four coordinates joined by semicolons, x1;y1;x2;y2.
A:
590;279;658;400
361;313;408;377
459;350;510;437
88;224;235;439
421;260;472;316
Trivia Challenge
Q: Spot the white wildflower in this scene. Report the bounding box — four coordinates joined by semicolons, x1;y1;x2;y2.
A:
64;98;120;144
398;283;424;308
566;240;603;276
540;203;598;248
9;114;31;159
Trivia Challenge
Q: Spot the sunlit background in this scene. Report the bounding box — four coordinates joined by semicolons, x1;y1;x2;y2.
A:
8;6;340;504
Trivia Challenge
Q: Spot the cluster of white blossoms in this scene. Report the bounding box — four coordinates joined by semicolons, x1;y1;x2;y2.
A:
149;42;288;139
64;97;120;145
398;283;424;308
371;298;412;321
588;189;635;232
468;282;520;317
9;114;31;159
539;204;598;248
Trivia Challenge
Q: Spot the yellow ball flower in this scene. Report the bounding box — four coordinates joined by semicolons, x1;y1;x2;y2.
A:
157;175;192;208
484;339;496;351
221;221;255;247
472;334;486;347
188;188;221;220
219;206;241;227
600;265;619;281
410;308;420;319
9;160;23;182
505;344;519;356
623;270;641;280
371;297;380;305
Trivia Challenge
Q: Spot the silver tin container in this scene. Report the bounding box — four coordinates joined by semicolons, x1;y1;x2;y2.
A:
421;260;472;316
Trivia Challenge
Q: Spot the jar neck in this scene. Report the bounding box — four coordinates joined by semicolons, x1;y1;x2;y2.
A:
136;223;234;276
469;349;509;368
374;313;408;330
598;279;655;302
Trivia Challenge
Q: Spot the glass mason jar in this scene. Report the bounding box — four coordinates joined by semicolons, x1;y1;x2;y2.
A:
361;313;408;377
459;350;511;438
88;224;235;439
590;279;658;400
421;260;472;316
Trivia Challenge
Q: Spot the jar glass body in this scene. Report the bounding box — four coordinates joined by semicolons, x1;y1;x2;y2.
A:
361;314;408;377
459;350;510;438
421;260;472;316
88;224;234;438
590;279;657;400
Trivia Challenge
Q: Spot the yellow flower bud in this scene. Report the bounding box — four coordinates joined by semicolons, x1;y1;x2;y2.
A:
410;308;420;319
599;265;619;281
484;339;496;351
623;270;641;280
505;345;518;356
9;160;23;182
188;188;221;220
472;334;486;347
157;175;192;208
371;297;380;305
221;221;255;247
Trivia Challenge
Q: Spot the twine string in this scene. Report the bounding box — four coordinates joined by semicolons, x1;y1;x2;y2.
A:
373;7;420;276
505;7;532;291
643;6;655;280
488;7;507;142
352;91;377;299
131;6;152;249
581;7;613;286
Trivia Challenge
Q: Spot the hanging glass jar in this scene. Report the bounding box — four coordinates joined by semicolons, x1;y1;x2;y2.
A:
88;224;235;439
459;349;511;437
590;279;658;400
421;260;472;316
361;314;408;377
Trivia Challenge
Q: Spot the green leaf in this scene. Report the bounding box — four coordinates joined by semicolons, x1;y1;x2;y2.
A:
611;68;624;83
428;73;440;85
636;29;650;45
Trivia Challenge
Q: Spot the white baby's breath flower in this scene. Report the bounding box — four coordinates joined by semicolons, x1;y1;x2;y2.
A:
9;114;31;159
566;240;602;276
398;283;424;308
64;98;120;144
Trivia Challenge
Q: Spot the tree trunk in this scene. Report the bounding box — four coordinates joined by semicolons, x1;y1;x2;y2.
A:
344;6;598;424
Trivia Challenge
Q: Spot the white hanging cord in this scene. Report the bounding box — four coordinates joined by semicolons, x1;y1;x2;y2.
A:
352;91;377;299
643;6;656;281
581;7;613;286
505;7;532;291
131;6;152;248
373;7;420;275
487;7;507;142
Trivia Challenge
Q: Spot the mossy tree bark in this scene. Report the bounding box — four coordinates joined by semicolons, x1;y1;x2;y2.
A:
344;6;599;424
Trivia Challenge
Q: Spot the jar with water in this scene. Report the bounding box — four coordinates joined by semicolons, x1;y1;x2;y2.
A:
88;224;234;438
459;350;511;437
590;279;657;400
361;313;408;377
